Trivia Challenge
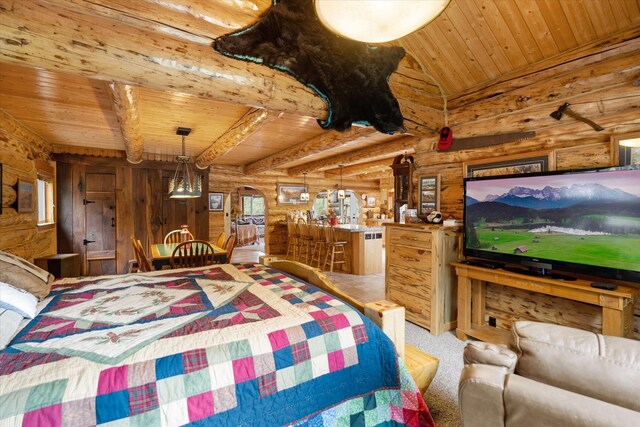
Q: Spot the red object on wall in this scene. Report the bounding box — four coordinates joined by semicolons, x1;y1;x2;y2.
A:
438;127;453;151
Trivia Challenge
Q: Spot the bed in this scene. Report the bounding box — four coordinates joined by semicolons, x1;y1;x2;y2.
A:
0;261;434;426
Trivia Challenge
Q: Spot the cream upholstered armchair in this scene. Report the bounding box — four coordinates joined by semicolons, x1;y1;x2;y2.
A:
458;321;640;427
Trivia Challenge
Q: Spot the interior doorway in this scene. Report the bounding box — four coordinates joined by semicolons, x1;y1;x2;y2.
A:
230;186;267;252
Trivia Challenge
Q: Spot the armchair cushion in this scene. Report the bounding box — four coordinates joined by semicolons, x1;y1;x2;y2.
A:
511;321;640;412
464;341;517;373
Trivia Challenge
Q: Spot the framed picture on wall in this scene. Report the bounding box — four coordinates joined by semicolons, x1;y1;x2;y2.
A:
366;196;376;207
418;175;440;217
277;184;306;204
17;179;34;213
464;151;552;178
209;192;224;211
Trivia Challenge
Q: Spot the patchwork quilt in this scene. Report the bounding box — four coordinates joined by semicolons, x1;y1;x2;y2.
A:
0;263;434;426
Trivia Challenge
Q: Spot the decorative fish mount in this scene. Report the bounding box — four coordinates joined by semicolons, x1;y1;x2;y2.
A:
213;0;406;135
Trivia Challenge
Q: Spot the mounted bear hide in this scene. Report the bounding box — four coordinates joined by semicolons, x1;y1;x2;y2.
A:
213;0;406;134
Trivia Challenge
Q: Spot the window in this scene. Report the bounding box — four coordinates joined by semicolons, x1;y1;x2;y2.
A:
37;172;54;225
242;195;265;216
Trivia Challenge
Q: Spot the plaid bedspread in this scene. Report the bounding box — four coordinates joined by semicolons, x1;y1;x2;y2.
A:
0;263;433;426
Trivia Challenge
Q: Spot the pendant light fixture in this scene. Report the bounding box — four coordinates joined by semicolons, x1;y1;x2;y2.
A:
168;127;202;199
300;173;310;202
337;165;345;200
314;0;450;43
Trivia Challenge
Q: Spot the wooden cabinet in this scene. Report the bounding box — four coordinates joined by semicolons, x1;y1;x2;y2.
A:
34;254;80;278
384;223;459;335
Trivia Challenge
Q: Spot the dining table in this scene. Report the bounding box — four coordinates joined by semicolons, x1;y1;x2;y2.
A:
150;241;228;270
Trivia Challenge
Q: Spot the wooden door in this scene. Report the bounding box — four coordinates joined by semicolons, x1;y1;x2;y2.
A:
85;173;116;275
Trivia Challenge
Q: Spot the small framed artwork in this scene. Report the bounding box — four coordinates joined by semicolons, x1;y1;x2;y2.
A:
277;184;306;205
418;175;440;217
17;179;35;213
366;196;376;207
208;192;224;211
464;151;552;178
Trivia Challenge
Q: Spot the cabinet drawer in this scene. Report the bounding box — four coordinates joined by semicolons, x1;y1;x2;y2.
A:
388;229;432;248
387;245;432;273
387;266;431;297
386;287;431;327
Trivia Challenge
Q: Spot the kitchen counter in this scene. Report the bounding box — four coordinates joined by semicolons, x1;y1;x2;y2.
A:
334;224;384;232
332;225;384;275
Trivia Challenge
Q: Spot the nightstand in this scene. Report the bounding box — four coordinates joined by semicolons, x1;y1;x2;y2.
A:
34;253;80;278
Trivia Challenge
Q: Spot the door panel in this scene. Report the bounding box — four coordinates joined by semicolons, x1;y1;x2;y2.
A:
85;173;116;276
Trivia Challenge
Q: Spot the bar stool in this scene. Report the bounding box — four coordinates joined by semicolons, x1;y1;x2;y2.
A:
286;218;300;260
297;219;314;264
310;221;328;268
323;225;347;273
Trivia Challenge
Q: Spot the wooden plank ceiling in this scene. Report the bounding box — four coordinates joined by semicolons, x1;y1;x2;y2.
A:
0;0;639;177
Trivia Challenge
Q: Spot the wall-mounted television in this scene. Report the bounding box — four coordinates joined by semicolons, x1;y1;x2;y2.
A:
463;166;640;283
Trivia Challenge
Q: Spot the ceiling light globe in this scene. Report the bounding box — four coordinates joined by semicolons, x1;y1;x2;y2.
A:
315;0;450;43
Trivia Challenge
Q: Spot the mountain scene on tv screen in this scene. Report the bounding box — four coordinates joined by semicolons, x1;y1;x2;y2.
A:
465;170;640;271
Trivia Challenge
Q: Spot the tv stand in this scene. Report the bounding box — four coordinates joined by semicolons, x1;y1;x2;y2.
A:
452;262;638;344
502;265;577;281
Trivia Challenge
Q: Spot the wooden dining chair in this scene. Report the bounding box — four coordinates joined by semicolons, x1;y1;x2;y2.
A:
131;236;152;272
215;232;227;248
170;240;216;269
164;229;195;244
223;233;237;263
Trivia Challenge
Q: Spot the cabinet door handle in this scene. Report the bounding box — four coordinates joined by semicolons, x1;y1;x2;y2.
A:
111;218;115;227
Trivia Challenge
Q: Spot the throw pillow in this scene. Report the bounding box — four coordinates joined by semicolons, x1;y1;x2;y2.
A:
0;281;39;318
0;250;54;300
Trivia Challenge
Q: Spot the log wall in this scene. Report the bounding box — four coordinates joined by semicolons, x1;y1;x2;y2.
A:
0;109;56;260
412;130;640;339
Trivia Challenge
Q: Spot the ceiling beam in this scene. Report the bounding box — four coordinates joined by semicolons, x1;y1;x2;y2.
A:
287;136;416;176
243;126;377;175
449;48;640;136
195;108;273;169
0;0;442;137
449;27;640;108
354;170;392;181
324;158;394;178
0;0;326;119
109;82;144;164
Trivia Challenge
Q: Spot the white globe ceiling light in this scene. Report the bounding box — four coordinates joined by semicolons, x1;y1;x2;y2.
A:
314;0;450;43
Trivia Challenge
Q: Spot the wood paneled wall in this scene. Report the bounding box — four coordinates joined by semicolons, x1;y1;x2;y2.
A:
55;154;209;274
0;109;56;260
411;134;639;339
208;166;381;255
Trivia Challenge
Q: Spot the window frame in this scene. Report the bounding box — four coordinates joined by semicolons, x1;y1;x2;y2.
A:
36;161;55;229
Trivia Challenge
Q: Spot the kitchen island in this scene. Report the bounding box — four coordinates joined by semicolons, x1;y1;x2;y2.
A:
332;224;384;275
